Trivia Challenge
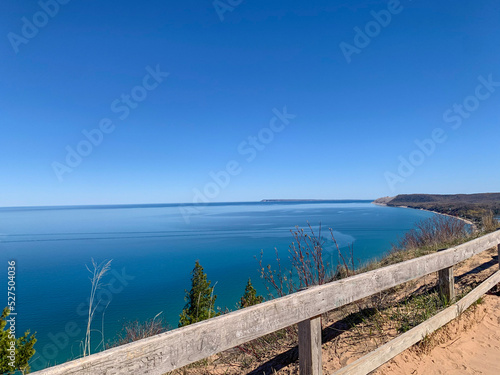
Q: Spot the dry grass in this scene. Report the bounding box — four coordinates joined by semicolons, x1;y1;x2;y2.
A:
106;312;168;349
361;215;474;272
481;210;499;233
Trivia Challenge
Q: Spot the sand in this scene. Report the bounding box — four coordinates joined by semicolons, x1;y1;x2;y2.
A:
374;293;500;375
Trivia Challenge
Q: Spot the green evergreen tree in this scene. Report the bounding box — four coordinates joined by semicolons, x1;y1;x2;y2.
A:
179;261;220;327
240;278;264;309
0;307;36;375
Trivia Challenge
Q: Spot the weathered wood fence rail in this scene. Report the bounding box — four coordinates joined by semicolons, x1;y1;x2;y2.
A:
34;230;500;375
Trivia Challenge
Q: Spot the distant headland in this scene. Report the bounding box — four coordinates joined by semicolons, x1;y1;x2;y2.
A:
373;193;500;224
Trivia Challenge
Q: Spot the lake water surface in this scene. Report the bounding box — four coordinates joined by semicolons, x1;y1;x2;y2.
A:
0;201;436;370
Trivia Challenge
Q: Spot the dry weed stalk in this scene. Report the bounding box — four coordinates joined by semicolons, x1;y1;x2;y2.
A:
82;258;112;357
259;223;355;297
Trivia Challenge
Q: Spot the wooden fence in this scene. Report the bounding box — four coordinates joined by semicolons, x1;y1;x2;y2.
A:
34;230;500;375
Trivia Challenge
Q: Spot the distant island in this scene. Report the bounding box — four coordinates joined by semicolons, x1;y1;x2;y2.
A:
373;193;500;224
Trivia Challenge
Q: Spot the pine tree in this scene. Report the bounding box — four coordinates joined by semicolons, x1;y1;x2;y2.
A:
0;307;36;374
179;261;220;327
240;278;264;309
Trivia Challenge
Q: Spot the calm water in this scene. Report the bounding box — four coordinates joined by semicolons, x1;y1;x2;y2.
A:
0;201;435;370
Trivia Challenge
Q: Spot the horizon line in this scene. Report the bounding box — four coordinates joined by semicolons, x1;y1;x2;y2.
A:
0;199;376;210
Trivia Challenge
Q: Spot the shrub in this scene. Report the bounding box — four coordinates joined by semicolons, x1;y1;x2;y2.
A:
179;261;220;327
240;278;264;308
259;223;354;297
392;215;470;252
481;210;499;233
0;307;36;375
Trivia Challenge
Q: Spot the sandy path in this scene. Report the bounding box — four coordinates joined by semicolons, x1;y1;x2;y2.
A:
374;293;500;375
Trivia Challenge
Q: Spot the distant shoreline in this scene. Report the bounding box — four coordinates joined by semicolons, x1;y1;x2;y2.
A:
372;195;481;230
390;204;475;228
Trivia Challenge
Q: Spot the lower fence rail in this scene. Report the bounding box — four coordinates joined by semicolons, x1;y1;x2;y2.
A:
333;268;500;375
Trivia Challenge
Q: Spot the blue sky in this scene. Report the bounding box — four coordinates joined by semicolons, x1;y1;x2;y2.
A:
1;0;499;206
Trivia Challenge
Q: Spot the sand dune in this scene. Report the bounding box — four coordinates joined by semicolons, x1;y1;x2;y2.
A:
374;293;500;375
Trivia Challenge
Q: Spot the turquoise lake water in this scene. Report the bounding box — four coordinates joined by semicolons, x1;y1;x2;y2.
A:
0;201;436;370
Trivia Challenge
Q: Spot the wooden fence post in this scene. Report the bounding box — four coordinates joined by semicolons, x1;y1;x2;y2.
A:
438;248;455;303
497;244;500;291
298;315;323;375
438;266;455;303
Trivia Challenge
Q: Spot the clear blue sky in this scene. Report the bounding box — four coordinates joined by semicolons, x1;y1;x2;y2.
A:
1;0;499;207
